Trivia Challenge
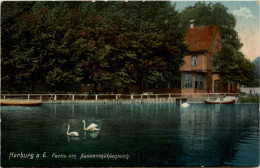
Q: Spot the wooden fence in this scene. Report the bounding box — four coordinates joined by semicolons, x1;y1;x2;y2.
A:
1;93;237;102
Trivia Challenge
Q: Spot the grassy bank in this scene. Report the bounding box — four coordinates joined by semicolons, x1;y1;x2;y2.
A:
239;95;259;103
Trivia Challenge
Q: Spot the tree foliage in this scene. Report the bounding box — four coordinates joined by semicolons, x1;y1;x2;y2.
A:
213;45;254;85
179;2;242;50
1;1;187;93
2;2;254;93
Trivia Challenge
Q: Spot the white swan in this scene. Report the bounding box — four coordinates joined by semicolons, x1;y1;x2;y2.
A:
181;102;189;107
66;125;79;137
82;120;100;132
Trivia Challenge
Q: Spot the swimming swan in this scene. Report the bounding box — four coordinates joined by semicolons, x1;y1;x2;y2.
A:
181;102;189;107
66;125;79;137
82;120;100;132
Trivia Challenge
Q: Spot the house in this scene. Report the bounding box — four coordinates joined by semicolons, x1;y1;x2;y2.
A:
131;20;226;94
82;21;238;94
181;20;238;93
143;20;237;94
180;20;223;93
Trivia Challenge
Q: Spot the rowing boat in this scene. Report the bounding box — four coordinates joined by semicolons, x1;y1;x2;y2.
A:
1;99;43;106
204;97;237;104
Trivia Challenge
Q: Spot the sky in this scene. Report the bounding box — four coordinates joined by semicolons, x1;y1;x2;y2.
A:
174;0;260;61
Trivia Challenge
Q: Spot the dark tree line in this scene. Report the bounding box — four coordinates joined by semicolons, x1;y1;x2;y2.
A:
2;1;187;93
1;1;254;93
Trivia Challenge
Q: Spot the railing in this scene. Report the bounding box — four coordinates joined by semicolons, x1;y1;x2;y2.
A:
0;93;238;101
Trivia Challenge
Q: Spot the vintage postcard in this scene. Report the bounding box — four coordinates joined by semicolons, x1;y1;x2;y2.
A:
1;0;259;167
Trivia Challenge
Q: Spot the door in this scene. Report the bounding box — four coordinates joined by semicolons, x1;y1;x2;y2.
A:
214;80;220;93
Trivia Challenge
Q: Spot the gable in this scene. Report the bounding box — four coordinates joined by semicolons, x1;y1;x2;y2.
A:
185;25;220;52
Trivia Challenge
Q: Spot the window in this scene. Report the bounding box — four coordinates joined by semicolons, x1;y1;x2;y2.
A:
195;74;204;90
182;73;193;88
191;56;197;66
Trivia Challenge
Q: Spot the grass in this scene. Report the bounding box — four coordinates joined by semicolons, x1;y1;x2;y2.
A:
239;95;259;103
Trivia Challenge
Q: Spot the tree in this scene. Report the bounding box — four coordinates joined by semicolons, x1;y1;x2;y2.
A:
253;57;260;78
1;1;187;93
246;57;260;87
101;2;187;91
2;2;86;92
179;2;242;50
213;45;254;85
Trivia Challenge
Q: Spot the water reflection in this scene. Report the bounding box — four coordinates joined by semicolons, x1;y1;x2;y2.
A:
72;104;75;115
1;103;259;167
67;136;79;142
84;131;100;139
179;104;259;166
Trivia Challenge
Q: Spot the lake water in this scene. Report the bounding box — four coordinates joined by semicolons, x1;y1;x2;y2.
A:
1;103;259;167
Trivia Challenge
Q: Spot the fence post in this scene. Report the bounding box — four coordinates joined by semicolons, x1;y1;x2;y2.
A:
40;95;42;100
28;94;30;100
116;95;118;100
95;95;98;100
72;94;75;100
3;95;5;99
54;95;57;100
131;94;133;100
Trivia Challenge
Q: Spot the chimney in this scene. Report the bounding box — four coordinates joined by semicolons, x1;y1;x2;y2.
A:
190;20;195;29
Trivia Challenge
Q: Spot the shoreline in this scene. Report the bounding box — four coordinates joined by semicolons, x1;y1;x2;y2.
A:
41;99;258;104
1;93;258;104
42;98;184;104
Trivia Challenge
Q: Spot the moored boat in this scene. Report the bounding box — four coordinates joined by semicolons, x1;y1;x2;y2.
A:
1;99;43;106
204;97;237;104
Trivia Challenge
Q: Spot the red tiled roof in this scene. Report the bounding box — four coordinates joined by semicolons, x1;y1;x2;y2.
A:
185;25;220;52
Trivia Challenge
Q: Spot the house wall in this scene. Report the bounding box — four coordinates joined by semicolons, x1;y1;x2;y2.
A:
212;74;220;93
227;83;240;93
181;88;195;93
208;28;223;93
205;70;212;92
206;28;222;70
211;73;238;93
180;53;207;72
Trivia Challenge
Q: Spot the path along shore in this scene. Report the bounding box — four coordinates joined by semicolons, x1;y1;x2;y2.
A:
1;93;241;104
